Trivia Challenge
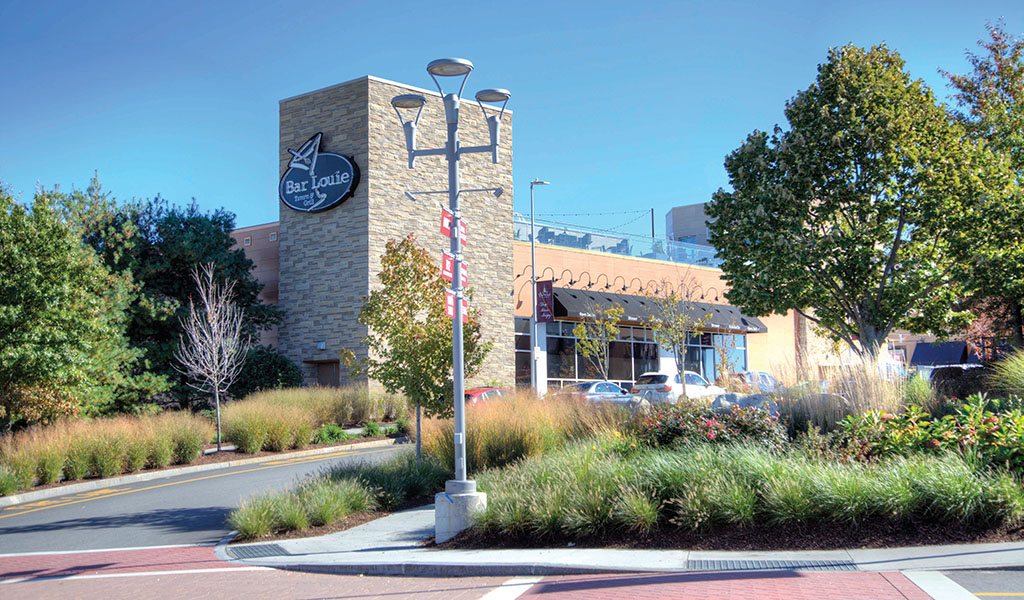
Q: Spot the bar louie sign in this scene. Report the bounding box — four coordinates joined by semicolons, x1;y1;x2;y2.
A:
280;133;360;212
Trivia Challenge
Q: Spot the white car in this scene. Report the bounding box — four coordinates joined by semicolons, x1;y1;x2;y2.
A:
630;371;726;404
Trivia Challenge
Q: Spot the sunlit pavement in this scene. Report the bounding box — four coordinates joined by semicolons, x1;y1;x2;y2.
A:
0;545;962;600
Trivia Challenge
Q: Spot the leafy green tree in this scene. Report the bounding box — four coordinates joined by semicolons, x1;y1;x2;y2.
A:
229;346;303;400
708;44;1008;359
942;23;1024;347
0;188;132;430
344;234;492;459
58;176;280;408
573;304;623;380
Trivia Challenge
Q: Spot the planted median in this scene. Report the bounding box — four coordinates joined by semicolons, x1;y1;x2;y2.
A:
0;385;409;496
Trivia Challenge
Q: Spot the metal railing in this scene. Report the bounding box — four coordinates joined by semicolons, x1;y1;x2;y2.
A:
512;214;721;268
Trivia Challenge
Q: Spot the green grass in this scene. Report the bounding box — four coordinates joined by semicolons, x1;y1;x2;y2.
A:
471;439;1024;542
992;351;1024;398
229;478;377;540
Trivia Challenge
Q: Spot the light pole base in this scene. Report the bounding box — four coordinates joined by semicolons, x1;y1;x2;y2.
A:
435;488;487;544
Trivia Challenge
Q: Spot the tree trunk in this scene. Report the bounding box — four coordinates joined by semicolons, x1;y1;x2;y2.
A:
1011;298;1024;350
415;399;421;465
214;388;222;452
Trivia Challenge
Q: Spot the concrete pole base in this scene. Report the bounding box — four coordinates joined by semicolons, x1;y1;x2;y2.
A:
434;490;487;544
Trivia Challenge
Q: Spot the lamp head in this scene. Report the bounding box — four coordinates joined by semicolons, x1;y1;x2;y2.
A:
531;179;550;187
391;94;426;109
493;187;504;198
475;88;511;103
427;58;474;77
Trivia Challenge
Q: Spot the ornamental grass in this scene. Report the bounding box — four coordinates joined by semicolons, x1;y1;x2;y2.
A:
472;439;1024;541
229;477;378;540
0;412;213;495
421;390;621;473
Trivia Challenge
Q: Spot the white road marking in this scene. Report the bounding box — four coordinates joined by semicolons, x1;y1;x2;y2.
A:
0;566;270;584
478;576;544;600
0;542;215;558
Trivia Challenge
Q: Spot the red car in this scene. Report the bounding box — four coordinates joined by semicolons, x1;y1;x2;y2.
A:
465;387;514;405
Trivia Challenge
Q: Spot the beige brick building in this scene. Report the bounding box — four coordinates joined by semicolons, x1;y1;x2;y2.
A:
266;76;513;387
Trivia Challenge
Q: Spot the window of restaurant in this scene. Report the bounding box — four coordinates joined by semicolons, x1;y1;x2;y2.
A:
542;322;746;389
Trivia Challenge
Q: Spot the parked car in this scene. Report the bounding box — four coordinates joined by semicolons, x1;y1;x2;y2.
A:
631;371;726;404
465;387;513;405
717;370;780;394
569;381;637;407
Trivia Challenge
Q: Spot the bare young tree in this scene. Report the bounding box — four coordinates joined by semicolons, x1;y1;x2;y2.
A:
573;303;624;381
174;263;250;451
645;276;711;398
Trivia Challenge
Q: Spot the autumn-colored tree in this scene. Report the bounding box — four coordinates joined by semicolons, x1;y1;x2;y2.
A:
942;23;1024;347
708;44;1010;359
573;304;624;380
344;234;492;458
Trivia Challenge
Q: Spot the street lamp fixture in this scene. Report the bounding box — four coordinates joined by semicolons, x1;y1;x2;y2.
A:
529;179;550;396
390;57;510;543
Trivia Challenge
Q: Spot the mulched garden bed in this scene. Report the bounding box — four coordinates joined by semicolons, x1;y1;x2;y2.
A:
440;519;1024;551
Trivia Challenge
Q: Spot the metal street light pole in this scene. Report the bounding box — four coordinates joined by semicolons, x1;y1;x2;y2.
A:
390;60;510;528
529;178;549;396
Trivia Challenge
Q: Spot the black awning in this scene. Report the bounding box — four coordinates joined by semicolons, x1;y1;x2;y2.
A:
909;341;980;366
551;287;767;334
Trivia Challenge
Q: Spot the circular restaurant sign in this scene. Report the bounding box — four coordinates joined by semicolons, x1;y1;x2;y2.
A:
279;133;360;212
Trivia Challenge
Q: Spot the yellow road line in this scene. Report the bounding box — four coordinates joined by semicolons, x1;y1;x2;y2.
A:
0;446;396;520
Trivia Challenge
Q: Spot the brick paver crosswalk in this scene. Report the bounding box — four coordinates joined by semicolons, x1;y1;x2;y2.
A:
518;571;934;599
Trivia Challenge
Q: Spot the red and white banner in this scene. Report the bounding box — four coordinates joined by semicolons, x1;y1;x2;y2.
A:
445;289;469;323
440;208;467;246
441;252;468;287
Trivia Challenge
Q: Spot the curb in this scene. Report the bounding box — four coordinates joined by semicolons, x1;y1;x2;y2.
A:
268;563;639;577
0;436;410;508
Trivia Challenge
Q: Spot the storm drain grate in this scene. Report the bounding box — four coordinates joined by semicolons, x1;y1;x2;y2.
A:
226;543;290;560
687;559;856;572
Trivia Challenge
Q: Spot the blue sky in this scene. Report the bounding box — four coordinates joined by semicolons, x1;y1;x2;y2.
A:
1;1;1020;235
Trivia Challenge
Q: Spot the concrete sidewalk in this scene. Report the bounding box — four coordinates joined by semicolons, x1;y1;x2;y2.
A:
216;503;1024;577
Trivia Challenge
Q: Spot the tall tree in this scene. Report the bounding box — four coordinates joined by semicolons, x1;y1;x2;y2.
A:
0;188;131;431
708;44;1008;359
942;22;1024;347
573;304;624;380
58;177;280;408
344;234;492;460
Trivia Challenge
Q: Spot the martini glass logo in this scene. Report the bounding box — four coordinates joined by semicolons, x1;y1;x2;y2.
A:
279;133;359;213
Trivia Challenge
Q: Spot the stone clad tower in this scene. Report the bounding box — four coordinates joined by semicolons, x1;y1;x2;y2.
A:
277;76;514;388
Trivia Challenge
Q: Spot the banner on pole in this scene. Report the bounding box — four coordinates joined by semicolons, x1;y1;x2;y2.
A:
441;252;468;287
445;289;469;323
440;207;467;245
536;280;554;323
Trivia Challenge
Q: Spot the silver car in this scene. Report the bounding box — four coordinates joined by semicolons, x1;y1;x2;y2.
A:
570;381;636;406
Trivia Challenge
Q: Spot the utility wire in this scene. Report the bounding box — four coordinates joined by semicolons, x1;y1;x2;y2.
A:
607;211;650;232
536;209;648;218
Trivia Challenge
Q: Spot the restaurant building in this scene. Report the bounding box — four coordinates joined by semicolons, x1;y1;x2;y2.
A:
231;74;805;393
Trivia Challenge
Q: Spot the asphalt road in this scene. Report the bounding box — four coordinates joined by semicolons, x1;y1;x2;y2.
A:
943;568;1024;598
0;444;404;553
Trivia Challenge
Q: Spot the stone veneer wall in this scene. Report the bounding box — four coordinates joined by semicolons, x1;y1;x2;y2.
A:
278;76;514;387
278;78;371;383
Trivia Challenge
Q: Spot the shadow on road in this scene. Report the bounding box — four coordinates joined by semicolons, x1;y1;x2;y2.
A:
0;505;234;537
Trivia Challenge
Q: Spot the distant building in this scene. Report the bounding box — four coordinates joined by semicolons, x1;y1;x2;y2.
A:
665;201;713;246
